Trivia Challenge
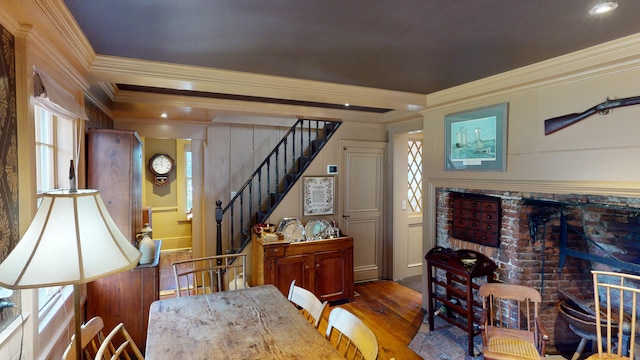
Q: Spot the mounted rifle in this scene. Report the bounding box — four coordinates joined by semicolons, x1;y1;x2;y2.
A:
544;95;640;135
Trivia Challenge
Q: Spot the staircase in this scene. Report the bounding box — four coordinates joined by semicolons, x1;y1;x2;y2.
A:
215;119;341;254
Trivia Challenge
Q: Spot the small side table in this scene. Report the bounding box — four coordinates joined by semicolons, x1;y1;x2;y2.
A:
425;246;496;356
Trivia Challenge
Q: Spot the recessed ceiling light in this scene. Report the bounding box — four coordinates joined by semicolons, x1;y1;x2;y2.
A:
589;2;618;15
344;103;350;107
160;113;168;118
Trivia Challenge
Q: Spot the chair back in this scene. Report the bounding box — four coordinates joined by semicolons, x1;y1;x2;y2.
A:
325;307;378;360
62;316;114;360
173;253;247;297
479;282;548;359
288;280;328;329
590;270;640;359
94;323;144;360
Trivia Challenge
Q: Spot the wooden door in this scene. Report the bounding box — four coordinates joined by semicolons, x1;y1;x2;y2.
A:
314;248;353;302
273;254;311;296
392;132;423;280
341;140;386;282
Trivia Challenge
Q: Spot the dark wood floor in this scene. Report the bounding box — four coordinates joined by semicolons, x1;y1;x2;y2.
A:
324;280;425;360
159;251;425;360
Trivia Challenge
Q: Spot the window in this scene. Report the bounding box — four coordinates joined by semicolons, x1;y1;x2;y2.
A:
34;106;78;314
185;143;193;212
408;139;423;213
35;106;54;194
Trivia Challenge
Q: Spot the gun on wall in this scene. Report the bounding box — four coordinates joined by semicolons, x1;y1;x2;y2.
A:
544;95;640;135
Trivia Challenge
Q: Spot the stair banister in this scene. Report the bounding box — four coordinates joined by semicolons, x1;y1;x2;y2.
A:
215;119;341;255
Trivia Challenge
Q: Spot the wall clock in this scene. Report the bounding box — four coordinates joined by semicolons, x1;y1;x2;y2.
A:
148;153;174;186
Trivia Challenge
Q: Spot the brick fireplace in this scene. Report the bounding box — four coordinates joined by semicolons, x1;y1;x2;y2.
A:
435;187;640;348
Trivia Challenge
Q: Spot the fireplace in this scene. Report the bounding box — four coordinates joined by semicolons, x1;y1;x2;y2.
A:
435;188;640;348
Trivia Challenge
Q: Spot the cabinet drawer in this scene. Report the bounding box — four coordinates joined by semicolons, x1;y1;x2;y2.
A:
453;219;468;228
468;200;482;211
264;246;285;258
482;211;499;224
454;199;468;209
473;231;499;246
453;228;471;239
480;221;498;233
454;207;467;218
468;211;482;221
481;201;498;212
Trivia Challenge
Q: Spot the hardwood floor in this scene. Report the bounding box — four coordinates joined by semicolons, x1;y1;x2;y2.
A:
159;251;425;359
322;280;425;360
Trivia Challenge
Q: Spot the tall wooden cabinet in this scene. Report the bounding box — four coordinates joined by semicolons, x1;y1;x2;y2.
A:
86;128;159;352
87;128;143;241
253;236;354;302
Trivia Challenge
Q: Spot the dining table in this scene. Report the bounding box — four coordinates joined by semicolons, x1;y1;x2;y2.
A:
145;284;344;359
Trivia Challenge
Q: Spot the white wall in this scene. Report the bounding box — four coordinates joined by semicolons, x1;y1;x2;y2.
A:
421;33;640;307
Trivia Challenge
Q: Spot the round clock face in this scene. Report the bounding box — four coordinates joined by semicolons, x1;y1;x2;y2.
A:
150;154;173;175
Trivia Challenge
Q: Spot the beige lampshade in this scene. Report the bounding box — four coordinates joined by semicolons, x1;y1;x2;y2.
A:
0;189;141;289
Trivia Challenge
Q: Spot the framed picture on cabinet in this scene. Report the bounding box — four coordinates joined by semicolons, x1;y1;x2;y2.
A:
444;102;508;171
303;176;334;216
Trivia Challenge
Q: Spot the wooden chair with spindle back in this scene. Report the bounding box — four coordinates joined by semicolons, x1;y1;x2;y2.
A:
94;323;144;360
479;282;549;360
172;253;247;297
62;316;115;360
287;280;328;329
585;270;640;360
325;307;378;360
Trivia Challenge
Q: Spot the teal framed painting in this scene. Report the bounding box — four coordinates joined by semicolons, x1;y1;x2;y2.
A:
444;103;508;171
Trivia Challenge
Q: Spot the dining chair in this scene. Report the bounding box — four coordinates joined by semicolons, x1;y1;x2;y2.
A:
94;323;145;360
173;253;247;297
62;316;114;360
325;307;378;360
585;270;639;360
478;282;549;360
287;280;328;329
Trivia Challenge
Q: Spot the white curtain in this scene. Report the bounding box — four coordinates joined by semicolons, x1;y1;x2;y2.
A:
32;66;88;121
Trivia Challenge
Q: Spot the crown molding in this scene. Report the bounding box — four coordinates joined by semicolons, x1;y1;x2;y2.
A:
90;55;426;112
113;90;389;123
426;32;640;110
32;0;95;70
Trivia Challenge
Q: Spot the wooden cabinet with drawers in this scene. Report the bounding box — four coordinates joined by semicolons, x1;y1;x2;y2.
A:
253;236;354;303
452;193;501;247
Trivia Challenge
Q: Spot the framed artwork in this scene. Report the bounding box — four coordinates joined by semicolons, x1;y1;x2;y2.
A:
444;103;508;171
303;176;334;216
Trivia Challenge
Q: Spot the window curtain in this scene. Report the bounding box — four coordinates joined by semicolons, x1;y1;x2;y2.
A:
33;66;88;183
33;66;88;121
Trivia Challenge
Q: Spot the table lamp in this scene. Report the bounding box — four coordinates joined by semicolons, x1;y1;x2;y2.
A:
0;189;141;360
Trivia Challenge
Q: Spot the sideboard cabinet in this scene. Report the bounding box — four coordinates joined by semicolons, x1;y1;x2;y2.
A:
253;236;354;302
86;240;161;353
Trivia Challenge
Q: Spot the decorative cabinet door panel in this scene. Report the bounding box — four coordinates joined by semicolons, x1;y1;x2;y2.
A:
341;140;385;282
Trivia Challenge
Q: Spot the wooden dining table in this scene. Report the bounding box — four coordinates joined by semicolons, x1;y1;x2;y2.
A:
145;284;343;359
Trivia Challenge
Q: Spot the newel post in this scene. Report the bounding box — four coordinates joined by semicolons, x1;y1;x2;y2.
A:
215;200;223;256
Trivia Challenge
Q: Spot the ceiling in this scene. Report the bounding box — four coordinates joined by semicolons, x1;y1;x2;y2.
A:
63;1;640;120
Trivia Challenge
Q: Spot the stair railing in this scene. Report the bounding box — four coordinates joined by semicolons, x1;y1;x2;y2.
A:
215;119;341;255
